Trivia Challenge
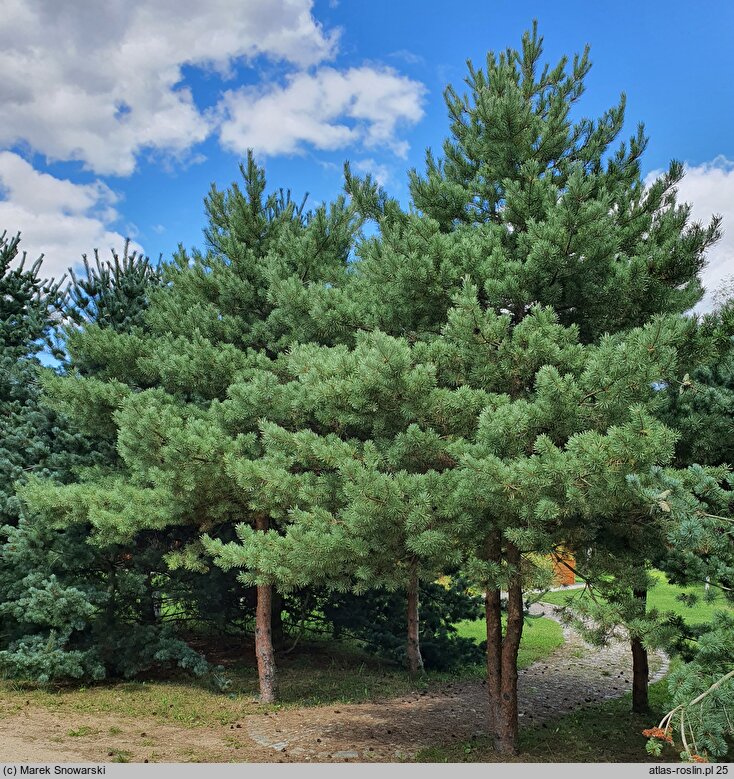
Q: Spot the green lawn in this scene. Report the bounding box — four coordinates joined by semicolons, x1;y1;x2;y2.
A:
454;614;564;670
540;570;732;626
0;616;564;727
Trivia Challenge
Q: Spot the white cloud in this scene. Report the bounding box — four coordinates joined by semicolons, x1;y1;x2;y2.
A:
0;152;137;280
0;0;338;175
656;156;734;313
352;158;391;187
218;66;426;158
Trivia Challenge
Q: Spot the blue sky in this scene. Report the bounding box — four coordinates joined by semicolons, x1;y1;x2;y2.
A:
1;0;732;309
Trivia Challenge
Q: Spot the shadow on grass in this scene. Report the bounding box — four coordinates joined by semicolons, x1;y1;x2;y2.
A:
0;616;564;730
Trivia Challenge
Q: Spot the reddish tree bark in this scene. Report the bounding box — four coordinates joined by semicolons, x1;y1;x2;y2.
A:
631;588;650;713
484;535;524;756
255;515;277;703
497;541;523;755
485;587;502;736
406;562;424;676
485;532;503;735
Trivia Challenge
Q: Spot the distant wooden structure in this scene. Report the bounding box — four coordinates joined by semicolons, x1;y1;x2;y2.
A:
550;549;576;586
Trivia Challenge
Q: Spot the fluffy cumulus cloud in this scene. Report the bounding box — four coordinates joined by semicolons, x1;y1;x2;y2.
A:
0;0;338;175
663;157;734;312
0;152;137;279
218;67;426;158
0;1;428;286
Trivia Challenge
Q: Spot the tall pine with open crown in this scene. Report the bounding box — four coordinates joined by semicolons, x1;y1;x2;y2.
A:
334;25;719;754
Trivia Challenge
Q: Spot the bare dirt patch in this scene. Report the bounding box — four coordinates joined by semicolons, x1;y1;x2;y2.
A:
0;606;667;764
0;705;273;763
243;606;667;762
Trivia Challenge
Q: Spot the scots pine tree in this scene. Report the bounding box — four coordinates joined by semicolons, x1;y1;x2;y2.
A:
641;304;734;760
335;25;719;754
204;328;491;676
21;154;360;701
557;309;734;716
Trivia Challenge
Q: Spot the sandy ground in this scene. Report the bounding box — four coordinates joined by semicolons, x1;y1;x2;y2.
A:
0;704;275;763
0;606;666;764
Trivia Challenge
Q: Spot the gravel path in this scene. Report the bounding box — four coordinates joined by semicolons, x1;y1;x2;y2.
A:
245;602;669;761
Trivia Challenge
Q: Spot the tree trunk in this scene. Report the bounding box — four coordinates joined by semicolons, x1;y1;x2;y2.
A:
631;588;649;713
485;586;502;736
495;541;523;756
406;562;424;676
484;532;503;741
255;515;277;703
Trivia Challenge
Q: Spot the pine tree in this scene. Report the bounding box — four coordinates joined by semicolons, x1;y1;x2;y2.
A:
20;154;360;701
642;303;734;760
540;295;733;728
636;458;734;761
203;328;491;676
317;579;483;670
206;281;700;754
13;30;722;751
333;25;719;753
406;22;717;344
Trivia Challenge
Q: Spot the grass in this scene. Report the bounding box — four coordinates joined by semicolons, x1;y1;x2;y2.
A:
6;612;709;762
0;616;564;728
67;725;95;737
541;570;733;626
108;749;132;763
416;680;682;763
454;614;565;670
